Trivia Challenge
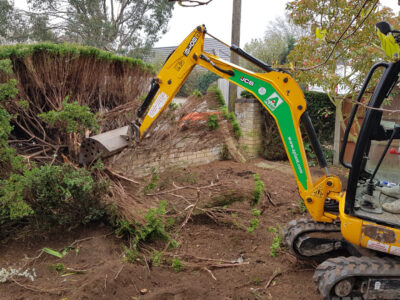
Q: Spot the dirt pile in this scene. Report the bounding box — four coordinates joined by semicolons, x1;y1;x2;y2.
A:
0;159;345;300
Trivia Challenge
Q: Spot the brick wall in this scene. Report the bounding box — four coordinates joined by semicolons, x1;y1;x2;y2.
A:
108;100;264;177
235;98;264;157
109;136;224;177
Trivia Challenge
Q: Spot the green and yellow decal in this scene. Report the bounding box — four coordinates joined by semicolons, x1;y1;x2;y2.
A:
230;70;308;191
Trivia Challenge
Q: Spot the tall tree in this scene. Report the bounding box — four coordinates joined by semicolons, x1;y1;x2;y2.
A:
243;16;304;70
1;0;175;57
286;0;399;162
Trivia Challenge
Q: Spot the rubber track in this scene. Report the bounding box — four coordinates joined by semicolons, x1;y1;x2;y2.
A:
283;218;341;258
313;256;400;300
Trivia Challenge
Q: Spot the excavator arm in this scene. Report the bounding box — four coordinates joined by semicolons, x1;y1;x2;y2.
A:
132;25;342;222
81;25;342;223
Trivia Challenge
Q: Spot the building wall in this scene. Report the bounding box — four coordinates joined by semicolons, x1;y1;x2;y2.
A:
235;98;264;158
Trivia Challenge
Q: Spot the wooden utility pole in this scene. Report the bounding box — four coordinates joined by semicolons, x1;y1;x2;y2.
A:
229;0;241;112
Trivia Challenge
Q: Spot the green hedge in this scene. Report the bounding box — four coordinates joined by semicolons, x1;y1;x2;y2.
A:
0;42;154;73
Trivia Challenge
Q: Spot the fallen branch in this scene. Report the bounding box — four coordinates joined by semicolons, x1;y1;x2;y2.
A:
10;277;66;295
203;267;217;280
264;190;276;207
146;182;221;196
114;264;125;280
104;167;140;184
265;270;282;289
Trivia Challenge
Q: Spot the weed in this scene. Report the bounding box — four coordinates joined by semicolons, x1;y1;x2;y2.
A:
206;114;219;130
152;251;163;267
191;89;202;97
268;225;282;257
49;263;65;274
219;106;242;139
168;102;178;111
268;226;277;234
247;218;259;234
252;174;264;206
143;168;159;194
172;258;183;272
252;277;261;286
298;199;307;213
123;245;139;262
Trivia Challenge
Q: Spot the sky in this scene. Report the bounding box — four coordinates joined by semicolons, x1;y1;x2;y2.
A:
13;0;399;48
155;0;399;48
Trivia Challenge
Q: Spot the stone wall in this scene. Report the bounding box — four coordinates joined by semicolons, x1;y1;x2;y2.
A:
109;135;224;177
235;98;264;158
108;100;264;177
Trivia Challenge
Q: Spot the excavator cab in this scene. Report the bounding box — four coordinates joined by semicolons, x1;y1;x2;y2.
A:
340;29;400;228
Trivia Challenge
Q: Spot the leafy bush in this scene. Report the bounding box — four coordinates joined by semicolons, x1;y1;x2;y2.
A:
0;164;108;235
304;91;335;144
38;99;99;134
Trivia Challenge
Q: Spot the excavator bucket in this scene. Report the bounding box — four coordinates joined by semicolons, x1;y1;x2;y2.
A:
79;125;133;165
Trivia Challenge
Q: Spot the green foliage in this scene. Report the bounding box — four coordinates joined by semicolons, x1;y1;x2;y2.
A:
114;201;173;260
144;168;159;194
16;99;29;110
247;218;259;234
191;89;202;97
168;102;178;111
49;263;66;274
0;164;108;233
178;71;219;97
287;0;399;142
304;91;335;143
0;59;13;75
240;90;254;99
0;79;18;103
152;251;163;267
132;201;172;254
43;247;67;258
208;85;226;106
219;106;242;139
252;209;261;217
123;245;139;262
243;16;303;70
206;114;219;130
252;174;264;206
298;199;307;213
1;1;174;58
172;258;183;272
38;99;99;134
196;71;220;94
0;43;154;73
268;225;282;257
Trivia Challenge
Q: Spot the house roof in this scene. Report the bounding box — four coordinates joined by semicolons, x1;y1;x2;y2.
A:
145;38;231;63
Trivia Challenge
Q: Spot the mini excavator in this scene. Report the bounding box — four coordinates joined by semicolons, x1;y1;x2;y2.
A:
80;23;400;299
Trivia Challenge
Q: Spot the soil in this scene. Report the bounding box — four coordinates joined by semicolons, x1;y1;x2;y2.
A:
0;159;348;300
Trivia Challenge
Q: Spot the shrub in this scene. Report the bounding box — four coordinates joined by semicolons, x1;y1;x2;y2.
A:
38;99;99;134
0;164;108;236
207;114;219;130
